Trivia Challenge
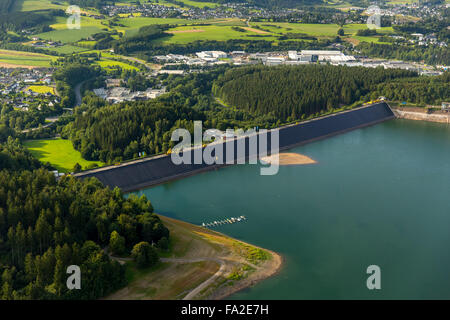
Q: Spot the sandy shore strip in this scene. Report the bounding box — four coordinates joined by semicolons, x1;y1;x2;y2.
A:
260;152;317;166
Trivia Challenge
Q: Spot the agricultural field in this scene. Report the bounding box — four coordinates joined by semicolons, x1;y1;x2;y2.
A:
50;44;91;54
250;22;394;43
176;0;220;8
160;24;277;44
25;85;55;94
0;49;56;68
34;16;107;43
23;138;104;173
12;0;68;12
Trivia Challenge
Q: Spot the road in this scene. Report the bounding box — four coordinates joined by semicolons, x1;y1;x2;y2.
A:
74;81;84;106
160;257;226;300
108;253;226;300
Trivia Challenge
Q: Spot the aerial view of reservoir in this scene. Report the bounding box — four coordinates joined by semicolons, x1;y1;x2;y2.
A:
133;119;450;299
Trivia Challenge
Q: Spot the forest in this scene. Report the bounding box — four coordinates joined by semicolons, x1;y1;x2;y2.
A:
0;139;170;299
371;72;449;106
212;65;417;122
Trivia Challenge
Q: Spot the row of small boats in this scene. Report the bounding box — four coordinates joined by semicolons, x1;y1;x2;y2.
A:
201;216;247;228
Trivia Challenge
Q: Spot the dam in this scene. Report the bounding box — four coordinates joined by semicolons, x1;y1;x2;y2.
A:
75;102;395;191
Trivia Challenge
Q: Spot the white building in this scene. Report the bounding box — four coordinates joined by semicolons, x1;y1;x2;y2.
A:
288;51;299;60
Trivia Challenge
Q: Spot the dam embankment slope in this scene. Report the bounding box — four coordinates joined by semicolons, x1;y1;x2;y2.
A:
75;102;394;192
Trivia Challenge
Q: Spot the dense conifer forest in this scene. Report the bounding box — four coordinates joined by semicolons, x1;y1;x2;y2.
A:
0;140;169;299
212;65;416;121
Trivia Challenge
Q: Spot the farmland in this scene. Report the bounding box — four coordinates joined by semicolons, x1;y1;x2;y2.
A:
34;16;106;43
160;24;277;44
0;49;56;68
23;138;104;173
12;0;68;12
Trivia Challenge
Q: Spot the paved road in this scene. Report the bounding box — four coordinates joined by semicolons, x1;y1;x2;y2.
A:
74;81;84;106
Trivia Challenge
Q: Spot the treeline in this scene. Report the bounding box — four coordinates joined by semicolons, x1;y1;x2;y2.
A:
0;0;15;13
0;10;63;34
112;25;172;55
191;0;321;9
357;42;450;66
372;72;449;106
0;141;169;299
393;16;450;43
68;0;109;9
212;65;416;122
0;137;43;171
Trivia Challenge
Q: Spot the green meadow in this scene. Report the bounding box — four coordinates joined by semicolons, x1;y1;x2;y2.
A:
23;138;103;173
95;59;139;71
12;0;68;12
160;25;276;44
0;49;56;67
176;0;220;8
34;16;108;43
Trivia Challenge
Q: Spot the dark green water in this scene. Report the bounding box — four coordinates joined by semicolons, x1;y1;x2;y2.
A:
133;119;450;299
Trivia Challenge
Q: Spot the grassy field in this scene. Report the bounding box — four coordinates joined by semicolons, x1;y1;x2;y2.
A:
12;0;68;11
176;0;220;8
106;215;280;300
160;24;277;44
0;49;56;68
26;85;55;94
251;22;393;40
23;138;103;173
34;16;107;43
96;59;139;71
50;45;91;54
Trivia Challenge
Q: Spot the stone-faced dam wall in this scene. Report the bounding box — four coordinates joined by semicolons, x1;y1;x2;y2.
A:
74;102;395;192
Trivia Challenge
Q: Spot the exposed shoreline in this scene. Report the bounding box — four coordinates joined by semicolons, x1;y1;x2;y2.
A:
393;107;450;124
106;215;284;300
209;248;283;300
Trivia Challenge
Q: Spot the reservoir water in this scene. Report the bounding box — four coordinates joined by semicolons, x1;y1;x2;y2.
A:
133;119;450;299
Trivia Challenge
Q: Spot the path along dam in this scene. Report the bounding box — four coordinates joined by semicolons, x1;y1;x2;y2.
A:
74;102;395;192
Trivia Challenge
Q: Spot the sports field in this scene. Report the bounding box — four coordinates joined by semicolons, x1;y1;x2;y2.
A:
23;138;103;173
